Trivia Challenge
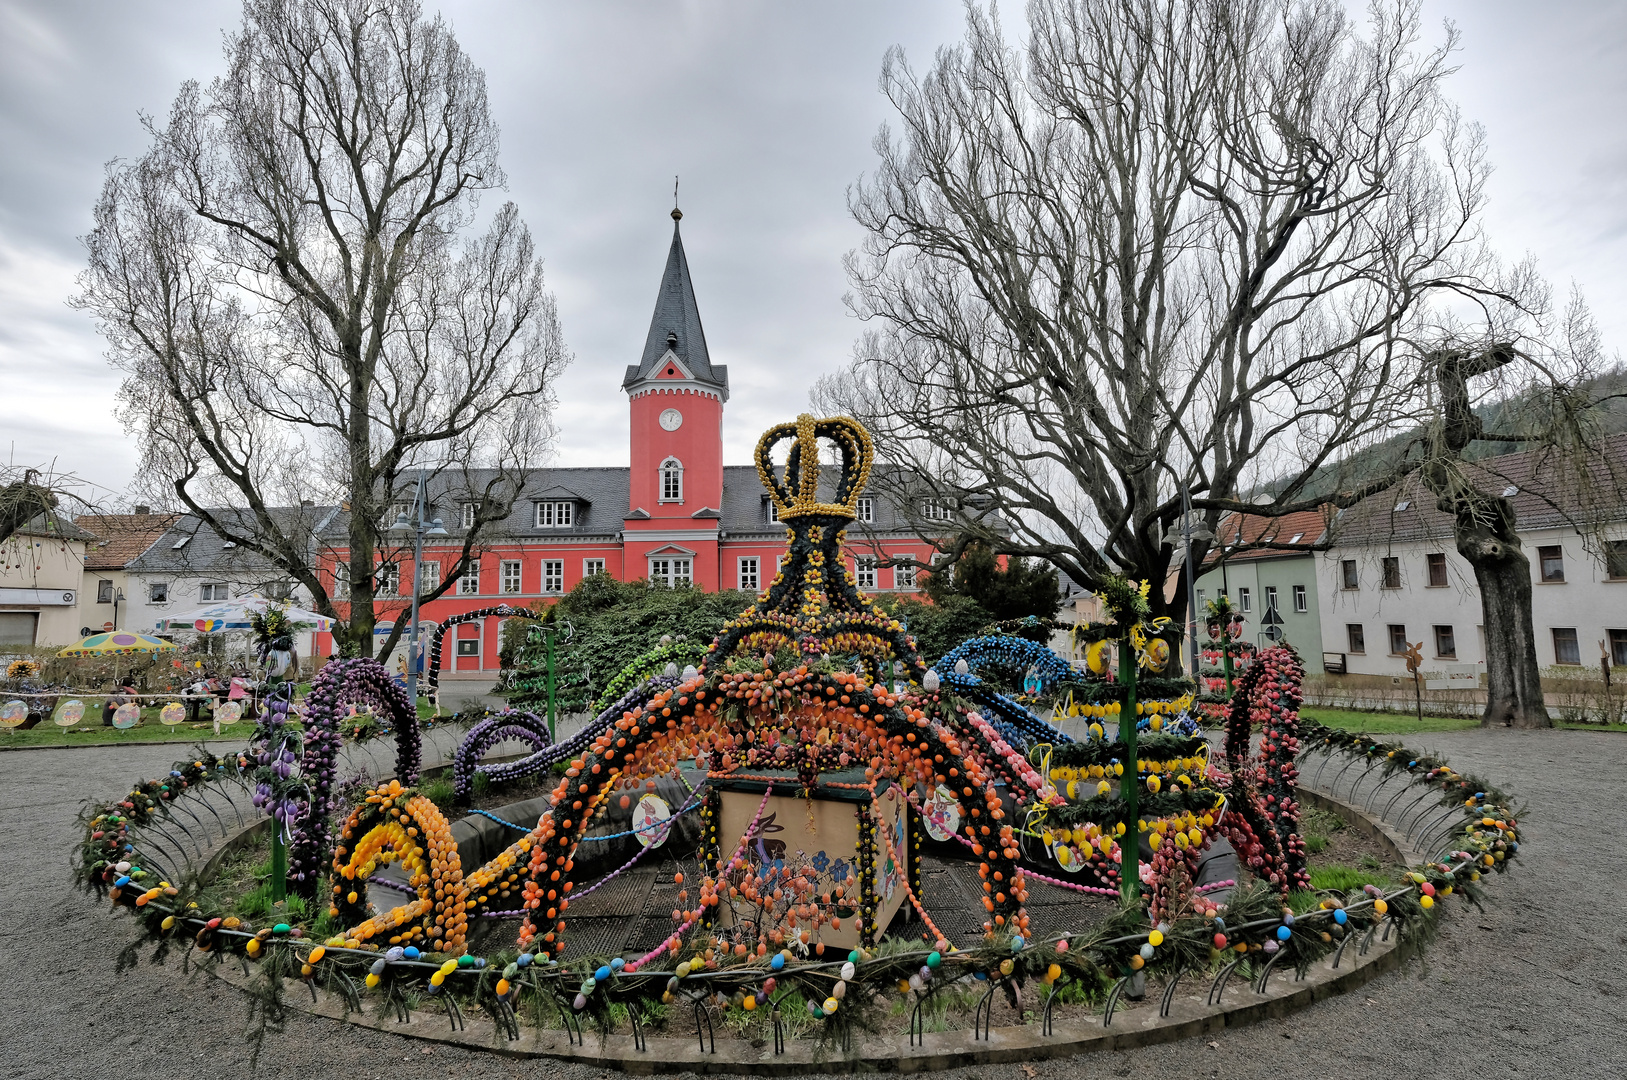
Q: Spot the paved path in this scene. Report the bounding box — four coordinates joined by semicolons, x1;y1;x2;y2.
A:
3;728;1622;1080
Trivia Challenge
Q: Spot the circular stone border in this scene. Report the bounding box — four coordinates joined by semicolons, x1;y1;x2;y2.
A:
194;781;1423;1074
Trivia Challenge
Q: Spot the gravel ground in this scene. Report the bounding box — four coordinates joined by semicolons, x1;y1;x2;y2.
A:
3;727;1623;1080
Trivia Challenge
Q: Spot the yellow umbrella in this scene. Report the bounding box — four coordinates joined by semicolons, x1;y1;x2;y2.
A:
58;632;180;657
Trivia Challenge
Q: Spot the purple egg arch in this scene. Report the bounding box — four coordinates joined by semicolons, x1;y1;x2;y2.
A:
287;657;419;894
451;709;553;802
424;604;543;699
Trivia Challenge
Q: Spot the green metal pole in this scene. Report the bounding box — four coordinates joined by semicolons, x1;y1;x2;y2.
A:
1222;642;1235;700
546;628;556;741
270;827;287;902
1119;636;1140;906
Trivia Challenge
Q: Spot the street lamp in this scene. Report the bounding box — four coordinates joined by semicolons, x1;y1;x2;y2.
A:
389;473;447;707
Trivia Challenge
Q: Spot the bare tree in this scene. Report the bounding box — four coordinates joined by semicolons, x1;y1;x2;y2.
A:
1397;309;1626;727
76;0;568;658
818;0;1515;635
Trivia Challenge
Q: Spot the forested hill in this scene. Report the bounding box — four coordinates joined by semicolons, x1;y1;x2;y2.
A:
1253;367;1627;502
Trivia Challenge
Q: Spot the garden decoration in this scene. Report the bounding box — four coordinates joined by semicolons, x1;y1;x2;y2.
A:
504;617;572;737
76;415;1527;1063
284;657;419;894
248;606;301;680
425;604;544;706
450;708;554;803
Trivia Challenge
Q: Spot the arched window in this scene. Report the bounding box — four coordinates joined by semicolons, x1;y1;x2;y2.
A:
660;457;683;502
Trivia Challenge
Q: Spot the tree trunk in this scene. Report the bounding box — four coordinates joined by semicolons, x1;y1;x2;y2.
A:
1456;517;1551;728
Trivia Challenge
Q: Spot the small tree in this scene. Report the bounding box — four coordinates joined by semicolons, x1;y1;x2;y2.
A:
76;0;568;659
922;540;1060;622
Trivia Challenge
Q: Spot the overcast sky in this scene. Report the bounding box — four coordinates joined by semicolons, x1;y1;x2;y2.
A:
3;1;1625;505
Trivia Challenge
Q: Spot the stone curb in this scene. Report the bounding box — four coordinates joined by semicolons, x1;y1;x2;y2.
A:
204;926;1415;1073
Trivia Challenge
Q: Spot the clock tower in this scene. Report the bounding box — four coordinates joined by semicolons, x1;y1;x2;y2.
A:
622;207;728;584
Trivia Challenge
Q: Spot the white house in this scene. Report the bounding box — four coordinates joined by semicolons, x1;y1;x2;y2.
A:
0;514;92;647
1317;438;1627;682
124;507;340;660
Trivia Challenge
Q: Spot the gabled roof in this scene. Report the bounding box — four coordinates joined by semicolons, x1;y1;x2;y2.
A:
11;511;96;543
1328;433;1627;547
1207;508;1331;563
128;507;336;575
76;513;180;570
622;210;728;396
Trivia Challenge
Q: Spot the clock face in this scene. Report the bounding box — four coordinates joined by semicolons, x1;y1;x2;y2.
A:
659;408;683;431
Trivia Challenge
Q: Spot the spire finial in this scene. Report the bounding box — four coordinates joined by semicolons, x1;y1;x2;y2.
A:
672;175;681;221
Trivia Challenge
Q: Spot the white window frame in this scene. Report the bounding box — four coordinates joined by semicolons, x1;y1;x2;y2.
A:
385;501;411;528
583;558;606;578
738;556;760;591
542;560;564;594
1292;584;1307;613
855;497;873;523
854;556;877;590
660;457;684;503
894;560;917;590
1264;585;1278;613
920;499;952;521
376;563;399;598
148;581;170;604
766;500;780;523
332;562;349;600
200;582;229;602
534;501;574;528
417;561;440;594
461;502;477;529
1237;586;1251;613
649;557;693;587
457;559;480;596
500;560;522;595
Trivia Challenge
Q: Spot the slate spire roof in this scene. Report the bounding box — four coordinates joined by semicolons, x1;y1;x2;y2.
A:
622;208;728;396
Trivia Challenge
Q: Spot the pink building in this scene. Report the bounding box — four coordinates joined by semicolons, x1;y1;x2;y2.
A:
313;210;936;675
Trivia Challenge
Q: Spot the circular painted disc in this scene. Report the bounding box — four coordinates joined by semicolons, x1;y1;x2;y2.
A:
159;702;186;725
0;700;26;728
922;784;962;842
113;702;141;729
1053;839;1085;874
632;794;673;849
216;701;243;725
55;700;85;727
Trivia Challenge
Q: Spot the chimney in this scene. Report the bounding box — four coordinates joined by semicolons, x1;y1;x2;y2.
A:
133;505;150;515
300;499;314;508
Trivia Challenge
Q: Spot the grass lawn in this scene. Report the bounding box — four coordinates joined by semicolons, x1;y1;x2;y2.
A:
1304;706;1627;735
0;718;252;748
1299;706;1480;734
1;686;442;749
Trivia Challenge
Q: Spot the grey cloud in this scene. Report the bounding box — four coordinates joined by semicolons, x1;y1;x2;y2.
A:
3;0;1625;499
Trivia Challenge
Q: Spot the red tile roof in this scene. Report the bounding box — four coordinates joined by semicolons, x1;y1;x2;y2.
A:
1206;508;1331;563
76;513;179;571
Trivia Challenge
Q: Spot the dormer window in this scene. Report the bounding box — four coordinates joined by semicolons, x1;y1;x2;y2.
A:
534;501;574;528
660;458;683;502
766;499;780;523
856;497;873;523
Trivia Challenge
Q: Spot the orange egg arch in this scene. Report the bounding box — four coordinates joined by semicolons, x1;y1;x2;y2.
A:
514;415;1044;960
332;780;540;955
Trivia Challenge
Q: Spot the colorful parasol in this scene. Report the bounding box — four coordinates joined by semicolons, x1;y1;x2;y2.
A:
154;594;334;633
57;632;180;657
